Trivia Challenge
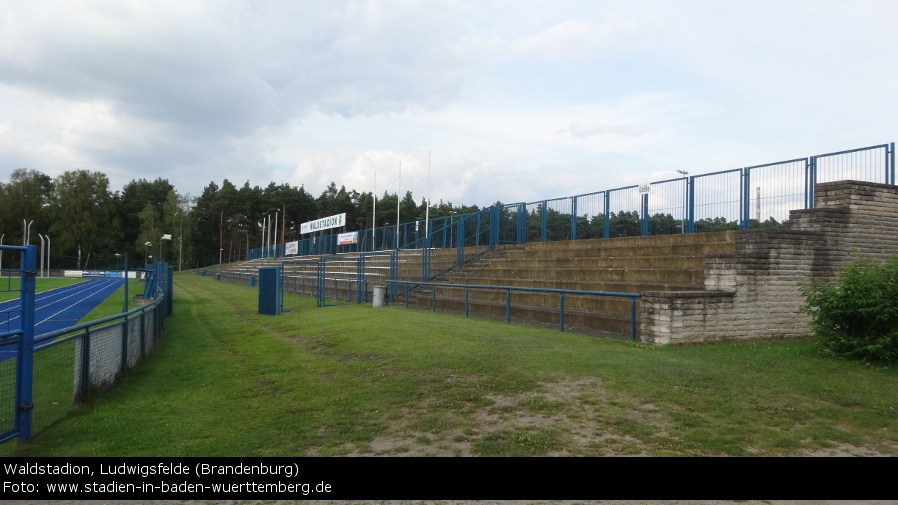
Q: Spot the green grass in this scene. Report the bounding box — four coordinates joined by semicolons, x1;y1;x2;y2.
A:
3;272;898;456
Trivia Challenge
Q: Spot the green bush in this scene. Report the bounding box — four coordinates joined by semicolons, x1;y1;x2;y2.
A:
801;255;898;363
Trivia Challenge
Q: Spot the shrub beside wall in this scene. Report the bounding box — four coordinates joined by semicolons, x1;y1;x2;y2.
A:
801;255;898;363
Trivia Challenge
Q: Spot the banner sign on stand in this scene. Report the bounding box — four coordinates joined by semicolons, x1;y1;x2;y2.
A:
301;213;346;234
337;232;358;246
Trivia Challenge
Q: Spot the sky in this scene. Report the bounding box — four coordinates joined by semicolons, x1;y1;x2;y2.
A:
1;0;895;209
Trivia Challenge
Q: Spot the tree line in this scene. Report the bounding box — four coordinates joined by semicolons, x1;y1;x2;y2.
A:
0;168;478;270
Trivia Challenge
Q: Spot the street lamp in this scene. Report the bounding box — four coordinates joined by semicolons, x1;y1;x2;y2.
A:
159;234;171;262
676;170;689;234
154;234;171;300
144;241;152;268
220;248;224;265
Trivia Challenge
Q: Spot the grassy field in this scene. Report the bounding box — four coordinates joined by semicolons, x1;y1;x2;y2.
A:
2;271;898;456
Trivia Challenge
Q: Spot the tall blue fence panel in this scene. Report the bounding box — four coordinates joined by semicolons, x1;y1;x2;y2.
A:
494;203;521;244
648;178;689;235
809;143;895;206
606;185;642;238
744;158;808;228
690;169;743;233
573;190;607;240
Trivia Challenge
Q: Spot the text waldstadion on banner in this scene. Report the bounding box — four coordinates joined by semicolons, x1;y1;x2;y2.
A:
300;213;346;235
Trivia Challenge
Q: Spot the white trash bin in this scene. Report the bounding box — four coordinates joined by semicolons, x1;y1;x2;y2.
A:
372;285;386;308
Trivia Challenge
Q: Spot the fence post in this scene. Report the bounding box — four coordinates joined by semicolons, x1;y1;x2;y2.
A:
80;328;91;403
541;201;548;242
456;217;464;267
603;193;610;239
489;207;498;250
121;314;129;374
890;142;895;185
559;292;565;331
686;177;695;233
806;156;816;209
16;246;36;441
741;168;751;230
390;252;398;303
570;197;577;240
640;193;649;236
140;307;146;357
517;204;526;244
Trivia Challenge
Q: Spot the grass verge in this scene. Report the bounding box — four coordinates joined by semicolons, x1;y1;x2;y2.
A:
2;272;898;456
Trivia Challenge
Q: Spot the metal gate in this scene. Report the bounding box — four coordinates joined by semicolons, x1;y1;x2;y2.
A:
281;252;396;311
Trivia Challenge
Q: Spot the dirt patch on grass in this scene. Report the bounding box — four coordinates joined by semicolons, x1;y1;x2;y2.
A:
340;377;667;456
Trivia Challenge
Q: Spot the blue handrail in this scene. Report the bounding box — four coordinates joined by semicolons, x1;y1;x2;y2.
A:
387;279;640;340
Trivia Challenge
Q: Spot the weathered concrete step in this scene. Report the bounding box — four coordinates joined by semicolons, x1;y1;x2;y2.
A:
408;286;635;313
501;231;736;253
446;267;705;284
479;256;706;270
425;276;701;294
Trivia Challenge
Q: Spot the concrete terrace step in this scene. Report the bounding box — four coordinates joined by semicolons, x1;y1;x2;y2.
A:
445;267;705;285
403;284;636;313
483;255;707;270
415;276;702;294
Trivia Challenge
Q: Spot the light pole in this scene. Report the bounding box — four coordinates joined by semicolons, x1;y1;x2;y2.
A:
220;248;224;265
44;235;50;276
0;233;5;272
156;234;171;300
144;241;152;268
676;170;689;234
158;234;171;268
39;235;46;277
23;219;33;245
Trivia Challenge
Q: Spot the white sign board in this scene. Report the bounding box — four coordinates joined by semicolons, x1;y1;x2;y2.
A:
638;183;651;194
300;213;346;234
285;241;299;256
338;232;358;246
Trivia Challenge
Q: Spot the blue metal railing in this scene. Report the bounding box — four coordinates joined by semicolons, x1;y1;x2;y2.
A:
1;244;171;444
245;142;894;260
388;279;640;341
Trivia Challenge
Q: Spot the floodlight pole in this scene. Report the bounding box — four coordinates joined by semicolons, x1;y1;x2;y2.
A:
38;235;46;278
158;234;171;299
45;235;50;276
425;151;430;238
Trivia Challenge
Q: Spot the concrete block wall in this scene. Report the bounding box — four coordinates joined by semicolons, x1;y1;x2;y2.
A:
641;181;898;344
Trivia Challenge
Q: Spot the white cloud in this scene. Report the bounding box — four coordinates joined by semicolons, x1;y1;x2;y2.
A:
0;0;895;210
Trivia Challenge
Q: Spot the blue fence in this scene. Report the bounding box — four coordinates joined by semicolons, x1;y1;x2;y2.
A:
1;246;173;443
388;279;640;340
243;142;893;260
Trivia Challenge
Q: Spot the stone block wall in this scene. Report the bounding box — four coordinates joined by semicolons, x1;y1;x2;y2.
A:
640;181;898;345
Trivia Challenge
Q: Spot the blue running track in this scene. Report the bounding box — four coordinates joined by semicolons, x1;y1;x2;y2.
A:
0;278;125;360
